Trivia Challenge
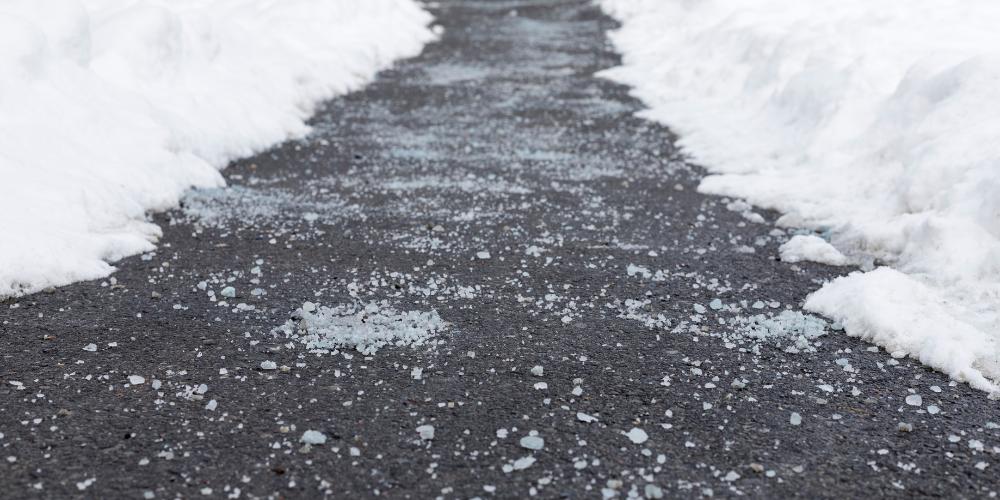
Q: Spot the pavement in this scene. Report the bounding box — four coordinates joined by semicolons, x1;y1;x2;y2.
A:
2;1;999;498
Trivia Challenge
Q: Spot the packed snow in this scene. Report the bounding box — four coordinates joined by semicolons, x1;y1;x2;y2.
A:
601;0;1000;392
0;0;435;298
779;235;849;267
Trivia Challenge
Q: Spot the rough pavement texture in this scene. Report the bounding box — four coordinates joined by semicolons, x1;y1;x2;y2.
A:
3;1;999;498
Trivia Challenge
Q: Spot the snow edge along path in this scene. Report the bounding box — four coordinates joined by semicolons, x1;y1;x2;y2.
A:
0;0;437;298
598;0;1000;394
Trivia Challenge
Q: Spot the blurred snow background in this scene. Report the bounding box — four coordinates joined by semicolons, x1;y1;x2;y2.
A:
601;0;1000;392
0;0;435;297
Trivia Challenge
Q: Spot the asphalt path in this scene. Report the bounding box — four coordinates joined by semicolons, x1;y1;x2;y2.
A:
2;1;998;498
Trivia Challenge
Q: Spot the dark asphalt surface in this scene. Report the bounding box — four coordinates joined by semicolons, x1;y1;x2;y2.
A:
2;1;999;498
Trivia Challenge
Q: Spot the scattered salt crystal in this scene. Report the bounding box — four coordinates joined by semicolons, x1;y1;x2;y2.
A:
533;382;548;390
301;430;327;445
82;343;97;352
520;436;544;450
645;484;664;499
476;251;491;259
789;412;802;426
220;286;236;298
626;428;648;444
260;360;278;370
577;412;598;423
709;299;723;310
927;405;940;415
693;304;707;314
128;375;145;385
205;399;218;411
905;394;922;406
416;424;435;441
530;365;544;376
512;456;535;471
723;471;740;482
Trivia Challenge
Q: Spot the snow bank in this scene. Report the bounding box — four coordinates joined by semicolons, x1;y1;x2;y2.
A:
600;0;1000;392
0;0;435;297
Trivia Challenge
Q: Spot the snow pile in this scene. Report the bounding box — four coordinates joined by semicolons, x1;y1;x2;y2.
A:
0;0;435;298
779;235;848;267
273;301;446;355
601;0;1000;392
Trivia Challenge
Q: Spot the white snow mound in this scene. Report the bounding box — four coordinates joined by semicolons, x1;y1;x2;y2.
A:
779;235;849;266
600;0;1000;393
0;0;436;298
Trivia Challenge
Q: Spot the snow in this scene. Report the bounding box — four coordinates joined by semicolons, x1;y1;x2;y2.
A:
779;235;849;267
600;0;1000;393
0;0;436;298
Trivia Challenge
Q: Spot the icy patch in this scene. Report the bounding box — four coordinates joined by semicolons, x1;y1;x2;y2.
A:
726;310;828;354
180;186;347;229
274;301;446;355
779;235;849;266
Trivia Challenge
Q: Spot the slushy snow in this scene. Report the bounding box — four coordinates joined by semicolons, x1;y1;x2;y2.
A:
601;0;1000;392
0;0;435;298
